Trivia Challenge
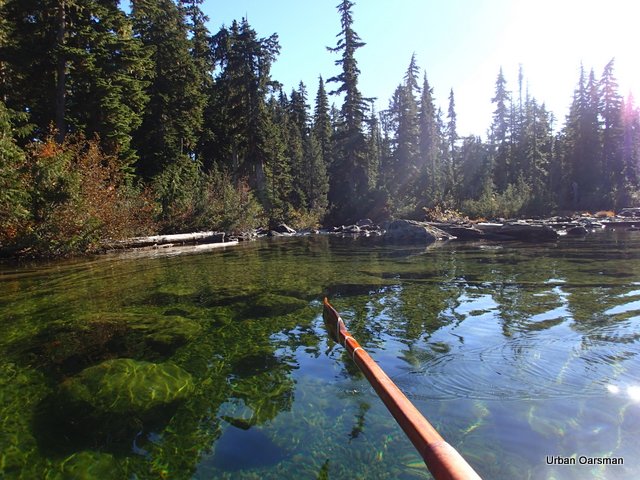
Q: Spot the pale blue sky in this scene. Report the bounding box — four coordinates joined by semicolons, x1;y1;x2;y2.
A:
204;0;639;137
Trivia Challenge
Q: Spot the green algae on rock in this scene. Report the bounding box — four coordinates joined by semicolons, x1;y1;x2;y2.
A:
47;451;124;480
62;358;194;413
27;313;202;377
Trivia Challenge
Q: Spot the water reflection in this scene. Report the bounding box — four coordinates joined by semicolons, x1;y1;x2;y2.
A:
0;232;639;478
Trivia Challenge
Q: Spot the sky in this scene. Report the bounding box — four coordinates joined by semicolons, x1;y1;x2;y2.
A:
202;0;640;137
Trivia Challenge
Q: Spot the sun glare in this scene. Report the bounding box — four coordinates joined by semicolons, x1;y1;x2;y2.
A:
606;384;620;394
607;383;640;402
628;386;640;402
455;0;640;134
500;0;639;114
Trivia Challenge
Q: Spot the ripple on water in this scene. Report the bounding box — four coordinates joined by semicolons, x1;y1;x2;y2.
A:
394;335;638;401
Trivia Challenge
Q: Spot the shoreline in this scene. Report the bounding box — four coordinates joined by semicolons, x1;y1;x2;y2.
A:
4;212;640;262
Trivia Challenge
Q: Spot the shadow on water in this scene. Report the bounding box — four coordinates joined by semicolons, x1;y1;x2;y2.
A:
32;391;180;457
211;424;290;472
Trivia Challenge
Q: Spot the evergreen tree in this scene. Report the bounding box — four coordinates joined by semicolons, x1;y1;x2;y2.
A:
0;99;30;242
1;0;151;166
622;93;640;193
326;0;371;223
417;72;440;203
206;18;280;198
131;0;206;178
179;0;214;162
262;95;292;222
281;90;306;210
599;59;624;204
378;107;395;194
562;66;601;208
312;76;333;170
490;67;511;191
0;0;60;139
67;0;152;167
289;82;309;135
281;81;331;221
459;135;490;201
521;97;554;211
0;0;8;87
303;130;329;214
445;88;459;201
366;100;381;189
390;55;420;204
179;0;214;86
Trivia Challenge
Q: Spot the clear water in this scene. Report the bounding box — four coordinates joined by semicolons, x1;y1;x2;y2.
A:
1;232;639;479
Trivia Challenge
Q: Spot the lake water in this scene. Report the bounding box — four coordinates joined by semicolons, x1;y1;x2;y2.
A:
1;232;639;479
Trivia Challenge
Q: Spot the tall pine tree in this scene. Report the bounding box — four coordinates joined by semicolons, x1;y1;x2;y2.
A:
131;0;205;178
599;59;624;205
206;18;280;199
326;0;371;223
417;72;441;204
490;67;511;192
445;88;459;202
1;0;151;167
313;76;333;171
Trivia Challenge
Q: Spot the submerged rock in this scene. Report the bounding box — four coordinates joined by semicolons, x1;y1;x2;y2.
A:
245;293;308;317
129;315;202;353
30;313;203;377
62;358;194;414
50;451;124;480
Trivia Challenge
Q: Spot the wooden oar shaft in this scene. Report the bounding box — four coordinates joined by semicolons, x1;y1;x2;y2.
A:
323;298;482;480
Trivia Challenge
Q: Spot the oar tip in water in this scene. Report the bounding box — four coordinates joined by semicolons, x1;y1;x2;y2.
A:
322;297;483;480
322;296;341;343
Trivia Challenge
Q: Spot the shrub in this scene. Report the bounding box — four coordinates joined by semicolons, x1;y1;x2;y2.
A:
461;179;531;220
153;156;202;233
286;208;324;230
0;102;31;248
423;205;468;223
1;134;156;257
154;163;264;235
594;210;615;218
196;168;264;234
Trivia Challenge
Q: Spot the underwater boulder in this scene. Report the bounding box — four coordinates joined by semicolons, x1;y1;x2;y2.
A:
245;293;308;317
129;315;202;353
62;358;194;414
30;313;202;376
48;451;124;480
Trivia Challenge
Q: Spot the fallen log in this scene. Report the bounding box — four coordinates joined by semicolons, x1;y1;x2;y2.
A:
105;231;226;249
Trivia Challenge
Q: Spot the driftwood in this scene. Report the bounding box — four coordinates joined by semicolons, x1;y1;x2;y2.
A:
105;231;226;249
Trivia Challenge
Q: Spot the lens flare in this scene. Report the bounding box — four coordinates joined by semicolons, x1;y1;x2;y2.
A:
606;384;620;394
627;385;640;402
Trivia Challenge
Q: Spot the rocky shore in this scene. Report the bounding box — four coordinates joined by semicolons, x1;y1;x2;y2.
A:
106;209;640;253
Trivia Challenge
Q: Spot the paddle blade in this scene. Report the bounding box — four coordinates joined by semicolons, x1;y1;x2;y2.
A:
322;297;341;343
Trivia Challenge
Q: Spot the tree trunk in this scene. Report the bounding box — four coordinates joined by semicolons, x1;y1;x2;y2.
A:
55;0;66;143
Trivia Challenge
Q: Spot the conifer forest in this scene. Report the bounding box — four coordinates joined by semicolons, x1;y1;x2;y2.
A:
1;0;639;256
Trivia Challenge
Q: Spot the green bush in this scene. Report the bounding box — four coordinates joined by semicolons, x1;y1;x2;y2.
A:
462;178;531;219
196;167;264;234
1;134;157;257
0;102;31;248
154;162;264;235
